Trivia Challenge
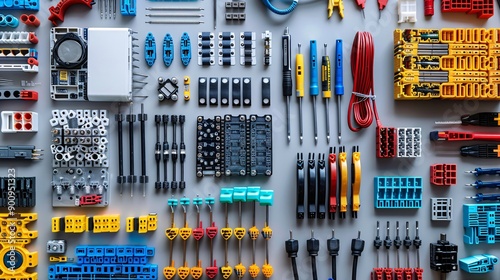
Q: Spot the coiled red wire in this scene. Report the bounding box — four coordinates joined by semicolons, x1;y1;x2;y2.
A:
348;31;381;132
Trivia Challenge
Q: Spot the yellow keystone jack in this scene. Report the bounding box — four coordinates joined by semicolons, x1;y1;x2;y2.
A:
163;262;176;280
351;148;361;214
183;76;190;101
49;256;68;262
339;148;348;214
221;264;233;279
177;263;190;279
327;0;344;18
190;260;203;279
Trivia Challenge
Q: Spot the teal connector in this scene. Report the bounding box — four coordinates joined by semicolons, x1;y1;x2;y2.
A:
460;254;498;273
220;188;234;204
205;194;215;205
246;186;261;202
193;195;203;206
259;190;274;206
309;40;319;96
233;187;247;202
167;197;178;207
180;197;190;206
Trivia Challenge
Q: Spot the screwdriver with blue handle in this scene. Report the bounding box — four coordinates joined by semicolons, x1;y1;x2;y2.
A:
310;40;319;144
466;180;500;189
435;112;500;126
465;168;500;176
335;39;344;144
321;43;331;144
466;193;500;202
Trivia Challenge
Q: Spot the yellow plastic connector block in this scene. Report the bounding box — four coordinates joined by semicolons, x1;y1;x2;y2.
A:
179;225;192;241
190;260;203;279
234;227;246;240
0;213;38;242
221;264;233;279
327;0;344;19
64;215;87;233
49;256;67;262
235;263;246;278
163;262;176;280
261;226;272;240
126;213;157;233
262;263;273;278
248;226;259;240
351;149;361;214
248;264;260;278
165;227;179;241
183;76;190;101
178;263;190;279
90;215;120;233
220;227;233;241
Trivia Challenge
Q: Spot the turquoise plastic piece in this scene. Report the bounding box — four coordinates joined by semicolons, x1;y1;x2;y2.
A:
460;254;498;273
193;196;203;205
120;0;136;15
180;197;190;205
259;190;274;206
246;186;261;202
167;197;178;207
144;32;156;67
463;203;500;244
219;188;234;204
374;176;423;209
162;33;174;67
233;187;247;202
205;195;215;205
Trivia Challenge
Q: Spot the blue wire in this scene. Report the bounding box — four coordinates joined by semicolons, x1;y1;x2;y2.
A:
261;0;299;15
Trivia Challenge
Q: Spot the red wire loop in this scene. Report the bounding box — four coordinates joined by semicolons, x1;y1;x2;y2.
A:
348;31;380;132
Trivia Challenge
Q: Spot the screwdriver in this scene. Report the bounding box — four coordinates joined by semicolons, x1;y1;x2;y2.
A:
335;39;344;144
378;0;388;19
435;112;500;127
310;40;319;144
296;43;305;144
465;167;500;176
282;27;292;143
466;180;500;189
321;43;331;144
466;193;500;202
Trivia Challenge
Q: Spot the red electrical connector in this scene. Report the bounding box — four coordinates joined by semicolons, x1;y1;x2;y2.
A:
424;0;434;15
205;221;218;279
378;0;388;18
430;164;457;186
430;130;500;141
48;0;94;26
79;194;102;205
19;90;38;101
20;14;40;27
328;147;337;220
28;32;38;44
441;0;493;18
376;127;396;158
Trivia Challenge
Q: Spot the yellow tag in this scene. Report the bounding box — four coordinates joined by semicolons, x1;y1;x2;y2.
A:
221;228;233;240
234;227;246;240
221;265;233;279
179;227;192;240
262;264;273;278
165;227;179;240
60;71;68;81
190;266;203;279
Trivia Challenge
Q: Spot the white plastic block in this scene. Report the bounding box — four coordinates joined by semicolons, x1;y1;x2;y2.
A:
431;198;452;221
1;111;38;133
398;0;417;23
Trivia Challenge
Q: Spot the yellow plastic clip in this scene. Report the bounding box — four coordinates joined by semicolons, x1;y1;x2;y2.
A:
262;263;274;278
221;264;233;279
165;227;179;241
190;260;203;279
179;223;192;240
248;226;260;240
234;227;246;240
49;256;68;262
248;264;260;278
328;0;344;18
163;261;176;280
220;227;233;240
261;226;273;240
183;76;190;101
351;146;361;217
235;263;246;278
339;146;348;217
178;263;190;279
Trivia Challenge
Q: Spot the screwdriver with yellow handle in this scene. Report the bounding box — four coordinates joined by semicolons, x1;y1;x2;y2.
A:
322;43;332;144
435;112;500;127
296;43;304;144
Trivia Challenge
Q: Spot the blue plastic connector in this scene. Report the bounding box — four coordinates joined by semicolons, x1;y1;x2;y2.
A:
144;32;156;67
463;203;500;244
120;0;136;15
309;40;319;96
259;190;274;206
180;32;191;66
219;188;234;204
246;186;261;202
180;196;190;206
334;39;344;96
2;15;19;27
163;33;174;67
0;0;39;10
193;195;203;206
233;187;247;202
205;194;215;205
374;177;423;208
167;197;178;207
460;254;498;273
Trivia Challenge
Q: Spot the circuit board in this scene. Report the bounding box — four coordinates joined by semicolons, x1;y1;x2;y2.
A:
249;115;272;176
223;114;247;176
50;109;110;207
196;115;222;177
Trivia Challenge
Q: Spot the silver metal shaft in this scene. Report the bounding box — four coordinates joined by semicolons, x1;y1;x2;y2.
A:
146;13;203;17
326;98;330;144
214;0;217;29
299;98;303;144
287;96;291;142
145;20;204;24
337;95;341;144
313;96;318;144
434;120;462;125
146;7;204;10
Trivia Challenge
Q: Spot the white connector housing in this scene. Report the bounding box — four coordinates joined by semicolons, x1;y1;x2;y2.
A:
1;111;38;133
398;0;417;23
397;127;421;157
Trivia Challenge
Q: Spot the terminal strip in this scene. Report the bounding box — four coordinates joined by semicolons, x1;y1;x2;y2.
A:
240;31;256;66
0;213;38;280
48;246;157;279
0;89;38;101
218;32;235;66
0;177;35;207
374;177;423;208
394;28;500;100
198;32;215;66
52;214;120;233
196;115;272;178
463;203;500;244
50;109;110;207
0;145;42;159
126;213;158;233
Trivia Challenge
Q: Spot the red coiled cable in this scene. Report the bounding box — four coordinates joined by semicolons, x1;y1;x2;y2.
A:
348;31;381;132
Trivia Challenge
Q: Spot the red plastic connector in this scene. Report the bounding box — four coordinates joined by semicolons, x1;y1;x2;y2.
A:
28;32;38;44
394;268;404;280
48;0;94;26
384;268;393;280
376;126;397;158
27;58;38;66
328;147;337;219
20;90;38;101
430;164;457;186
430;130;500;141
414;268;423;280
372;268;383;280
205;260;218;279
404;268;413;280
20;14;40;27
79;194;102;205
424;0;434;15
441;0;493;18
193;221;204;240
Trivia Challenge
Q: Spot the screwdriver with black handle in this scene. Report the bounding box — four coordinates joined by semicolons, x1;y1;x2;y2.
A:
321;43;331;144
282;27;292;143
435;112;500;127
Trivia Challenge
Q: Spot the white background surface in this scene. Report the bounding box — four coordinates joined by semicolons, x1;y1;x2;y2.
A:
1;0;500;279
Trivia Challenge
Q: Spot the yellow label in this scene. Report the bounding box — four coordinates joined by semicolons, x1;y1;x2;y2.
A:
60;71;68;81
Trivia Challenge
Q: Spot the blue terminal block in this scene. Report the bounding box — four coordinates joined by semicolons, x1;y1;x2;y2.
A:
233;187;247;202
49;246;157;279
374;177;423;208
246;186;261;202
162;33;174;67
120;0;136;15
219;188;234;204
460;254;498;273
180;32;191;66
0;0;39;10
144;32;156;67
259;190;274;206
463;203;500;244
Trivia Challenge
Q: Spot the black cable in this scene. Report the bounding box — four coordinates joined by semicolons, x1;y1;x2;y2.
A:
307;230;319;280
332;256;337;279
327;229;339;280
351;231;365;280
285;230;299;280
291;257;299;280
